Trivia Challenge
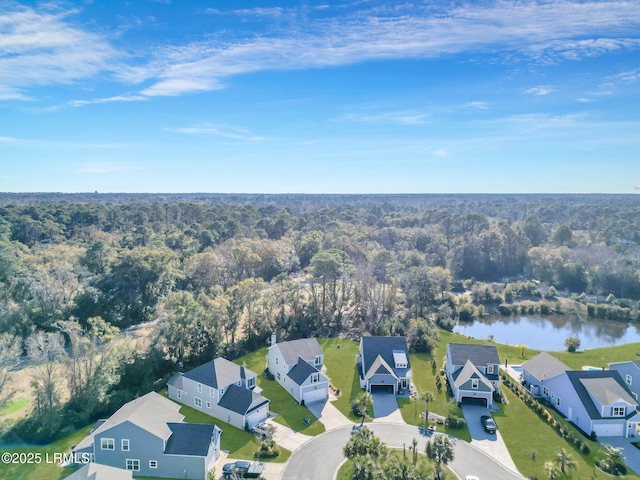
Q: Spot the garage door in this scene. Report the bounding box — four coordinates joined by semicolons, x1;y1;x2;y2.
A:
370;384;395;394
246;406;268;429
303;388;327;404
593;423;624;437
461;397;488;407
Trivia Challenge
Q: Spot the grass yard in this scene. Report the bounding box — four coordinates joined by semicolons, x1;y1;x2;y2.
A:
234;347;325;436
554;342;640;370
336;448;454;480
496;387;640;480
0;398;30;417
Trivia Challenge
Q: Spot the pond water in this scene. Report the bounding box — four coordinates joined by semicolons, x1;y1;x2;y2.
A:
454;314;640;351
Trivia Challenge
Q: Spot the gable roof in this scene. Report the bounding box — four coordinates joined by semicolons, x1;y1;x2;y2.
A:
165;423;221;457
64;463;133;480
523;352;570;381
448;343;500;367
361;336;410;379
287;357;322;385
610;360;640;371
566;370;639;420
364;354;398;380
217;384;270;415
78;392;183;451
179;357;256;390
271;338;323;365
452;359;494;390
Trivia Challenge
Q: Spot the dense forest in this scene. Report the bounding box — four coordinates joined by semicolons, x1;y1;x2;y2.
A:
1;193;639;443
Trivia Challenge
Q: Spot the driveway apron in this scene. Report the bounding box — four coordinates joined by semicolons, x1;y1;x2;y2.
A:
306;398;354;430
371;393;405;423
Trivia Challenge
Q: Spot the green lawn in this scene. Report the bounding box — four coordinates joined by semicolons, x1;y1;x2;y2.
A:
234;347;325;436
0;398;30;417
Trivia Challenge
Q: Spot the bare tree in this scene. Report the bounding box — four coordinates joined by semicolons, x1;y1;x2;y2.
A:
26;331;65;414
0;333;21;409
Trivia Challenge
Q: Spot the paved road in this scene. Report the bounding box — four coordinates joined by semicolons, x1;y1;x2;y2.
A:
282;423;526;480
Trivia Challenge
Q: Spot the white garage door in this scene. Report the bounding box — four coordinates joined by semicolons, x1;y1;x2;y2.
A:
303;388;327;405
246;406;268;429
593;423;624;437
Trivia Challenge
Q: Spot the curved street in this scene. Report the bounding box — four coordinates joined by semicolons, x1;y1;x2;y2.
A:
281;423;526;480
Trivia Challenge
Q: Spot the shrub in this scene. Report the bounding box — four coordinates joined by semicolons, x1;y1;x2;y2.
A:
255;439;280;458
445;414;466;429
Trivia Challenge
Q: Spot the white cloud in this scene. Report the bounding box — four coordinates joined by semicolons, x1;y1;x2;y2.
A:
524;85;555;96
168;124;264;142
464;101;489;110
68;95;148;107
341;110;430;125
0;136;18;142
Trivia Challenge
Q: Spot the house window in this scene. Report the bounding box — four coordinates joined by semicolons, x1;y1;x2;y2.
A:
487;365;494;374
100;438;115;450
312;373;319;383
121;439;129;451
220;388;225;396
472;379;479;389
556;397;561;407
248;377;255;388
613;406;626;416
210;387;215;398
177;390;182;399
126;459;140;471
276;357;279;365
627;375;633;386
195;397;202;408
315;355;322;366
206;402;212;409
277;372;281;381
197;383;203;393
149;460;158;469
543;387;549;397
633;393;638;401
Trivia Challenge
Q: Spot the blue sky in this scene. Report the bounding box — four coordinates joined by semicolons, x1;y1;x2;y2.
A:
1;0;639;194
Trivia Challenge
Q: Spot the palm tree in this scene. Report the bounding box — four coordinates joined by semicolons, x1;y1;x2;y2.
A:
544;460;560;480
425;435;454;480
411;438;418;466
352;456;377;480
555;448;577;474
420;391;435;425
600;444;624;474
529;451;537;477
356;392;372;425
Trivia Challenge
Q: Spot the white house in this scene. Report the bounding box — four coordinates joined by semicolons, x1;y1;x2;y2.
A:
357;336;412;395
167;357;270;430
267;335;329;405
445;343;500;407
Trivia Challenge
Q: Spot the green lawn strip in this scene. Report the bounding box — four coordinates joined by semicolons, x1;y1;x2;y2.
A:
496;387;640;480
0;398;30;417
553;342;640;370
234;347;325;436
336;449;453;480
318;338;373;423
0;424;93;480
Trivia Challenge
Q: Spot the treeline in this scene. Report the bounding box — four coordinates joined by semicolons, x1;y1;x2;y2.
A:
1;194;640;442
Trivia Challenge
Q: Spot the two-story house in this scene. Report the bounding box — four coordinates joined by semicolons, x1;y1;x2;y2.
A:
73;392;221;480
522;351;570;399
543;370;640;437
167;357;270;430
267;335;329;405
357;336;412;395
609;360;640;402
445;343;500;407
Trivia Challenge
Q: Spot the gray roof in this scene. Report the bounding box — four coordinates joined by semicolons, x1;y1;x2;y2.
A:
523;352;569;381
448;343;500;367
566;370;639;420
217;384;270;415
64;463;133;480
74;392;183;451
272;338;323;365
364;354;397;380
361;336;411;380
452;360;494;391
287;357;322;385
179;357;256;390
165;423;221;457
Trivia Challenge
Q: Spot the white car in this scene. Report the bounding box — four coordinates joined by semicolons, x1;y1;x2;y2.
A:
464;476;480;480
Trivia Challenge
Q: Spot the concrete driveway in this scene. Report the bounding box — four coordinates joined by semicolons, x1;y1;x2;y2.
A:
371;393;404;423
306;399;353;430
461;403;520;474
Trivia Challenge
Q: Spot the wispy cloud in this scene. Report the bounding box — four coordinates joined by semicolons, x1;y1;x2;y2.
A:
168;124;265;142
68;95;148;107
340;110;430;125
0;5;119;101
0;136;19;143
524;85;555;96
73;163;143;174
464;101;489;110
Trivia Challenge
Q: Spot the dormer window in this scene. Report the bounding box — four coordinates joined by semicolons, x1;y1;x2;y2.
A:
248;377;255;388
613;406;626;417
393;350;408;369
487;365;494;374
315;355;322;366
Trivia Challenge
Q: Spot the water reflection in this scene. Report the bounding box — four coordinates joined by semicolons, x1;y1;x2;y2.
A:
454;315;640;351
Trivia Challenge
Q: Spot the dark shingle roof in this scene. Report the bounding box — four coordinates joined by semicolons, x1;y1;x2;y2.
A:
523;352;569;381
181;357;256;389
217;384;270;415
287;357;321;385
272;338;323;365
361;336;410;379
165;423;220;457
566;370;638;420
448;343;500;367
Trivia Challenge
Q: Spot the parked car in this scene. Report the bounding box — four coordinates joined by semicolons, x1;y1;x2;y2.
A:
222;460;264;478
480;415;496;433
465;476;480;480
